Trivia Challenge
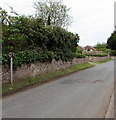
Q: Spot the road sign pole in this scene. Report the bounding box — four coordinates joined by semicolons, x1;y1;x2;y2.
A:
10;57;13;84
9;52;14;84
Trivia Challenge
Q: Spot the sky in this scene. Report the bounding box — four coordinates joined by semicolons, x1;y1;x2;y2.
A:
0;0;115;46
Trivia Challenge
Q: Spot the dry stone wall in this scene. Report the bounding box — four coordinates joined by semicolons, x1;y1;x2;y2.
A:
2;56;111;84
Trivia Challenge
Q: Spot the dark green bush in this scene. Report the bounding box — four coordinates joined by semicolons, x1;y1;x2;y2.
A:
76;47;83;54
2;9;80;68
85;53;108;57
2;50;56;69
110;50;116;56
75;53;85;58
2;53;9;65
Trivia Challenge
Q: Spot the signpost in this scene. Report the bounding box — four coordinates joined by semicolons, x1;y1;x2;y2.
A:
8;52;14;84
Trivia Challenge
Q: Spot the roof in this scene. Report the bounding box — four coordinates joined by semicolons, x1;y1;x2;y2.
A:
83;45;96;51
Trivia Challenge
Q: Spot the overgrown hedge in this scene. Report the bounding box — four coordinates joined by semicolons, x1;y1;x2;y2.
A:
1;9;109;70
85;53;108;57
75;53;85;58
2;49;76;69
2;50;56;69
110;50;116;56
1;11;79;69
2;15;79;53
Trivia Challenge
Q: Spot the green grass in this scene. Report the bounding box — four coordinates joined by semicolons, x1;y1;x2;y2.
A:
93;59;113;64
2;63;94;96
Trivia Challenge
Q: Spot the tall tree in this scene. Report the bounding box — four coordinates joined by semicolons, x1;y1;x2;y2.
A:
107;31;116;50
95;42;107;51
34;0;72;28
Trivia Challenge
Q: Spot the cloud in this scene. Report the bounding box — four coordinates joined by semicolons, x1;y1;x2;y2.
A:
0;0;35;15
64;0;115;46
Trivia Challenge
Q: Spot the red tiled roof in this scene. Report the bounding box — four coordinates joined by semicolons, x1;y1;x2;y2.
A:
83;45;96;50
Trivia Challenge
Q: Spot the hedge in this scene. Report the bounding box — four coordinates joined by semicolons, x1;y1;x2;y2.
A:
85;53;108;57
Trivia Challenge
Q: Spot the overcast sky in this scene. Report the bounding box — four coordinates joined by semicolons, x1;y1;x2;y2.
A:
0;0;115;46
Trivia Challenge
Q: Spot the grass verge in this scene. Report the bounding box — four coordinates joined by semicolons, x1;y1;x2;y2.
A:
93;59;113;64
2;63;94;96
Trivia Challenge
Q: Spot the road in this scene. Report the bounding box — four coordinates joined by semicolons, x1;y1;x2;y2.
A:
2;60;114;118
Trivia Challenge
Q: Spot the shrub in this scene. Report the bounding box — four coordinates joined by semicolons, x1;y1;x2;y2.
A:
75;53;85;58
110;50;116;56
85;53;108;57
2;9;80;68
76;46;83;54
2;50;56;69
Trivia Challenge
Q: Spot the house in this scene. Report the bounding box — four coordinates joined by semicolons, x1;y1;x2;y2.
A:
83;45;104;54
83;45;96;52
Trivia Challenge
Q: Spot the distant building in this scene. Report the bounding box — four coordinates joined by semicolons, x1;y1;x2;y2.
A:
83;45;96;52
83;45;103;54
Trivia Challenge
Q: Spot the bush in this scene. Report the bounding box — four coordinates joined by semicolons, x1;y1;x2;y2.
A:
76;46;83;54
75;53;85;58
2;50;56;69
2;53;9;65
2;9;80;68
110;50;116;56
85;53;108;57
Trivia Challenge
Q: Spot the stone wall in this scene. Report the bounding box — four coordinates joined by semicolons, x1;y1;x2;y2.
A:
89;56;111;62
2;56;111;84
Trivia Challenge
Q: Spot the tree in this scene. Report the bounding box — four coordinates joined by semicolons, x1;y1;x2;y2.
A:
0;7;19;25
2;7;80;65
107;31;116;50
95;42;107;51
95;42;111;54
34;0;72;28
0;7;11;25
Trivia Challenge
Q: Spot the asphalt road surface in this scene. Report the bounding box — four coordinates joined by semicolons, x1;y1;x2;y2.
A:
2;60;114;118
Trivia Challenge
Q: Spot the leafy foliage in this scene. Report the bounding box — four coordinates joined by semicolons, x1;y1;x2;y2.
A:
95;42;111;54
95;42;107;51
110;50;116;56
2;50;57;69
75;53;85;58
85;53;108;57
1;8;79;69
107;31;116;50
34;0;72;28
76;46;83;54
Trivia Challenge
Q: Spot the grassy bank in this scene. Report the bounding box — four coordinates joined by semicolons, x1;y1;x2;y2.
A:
2;63;94;96
94;59;112;64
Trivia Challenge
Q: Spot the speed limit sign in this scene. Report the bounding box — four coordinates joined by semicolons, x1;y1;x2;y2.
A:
8;52;14;58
